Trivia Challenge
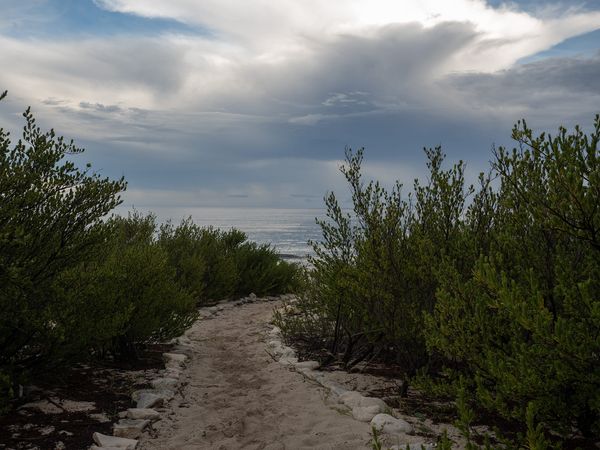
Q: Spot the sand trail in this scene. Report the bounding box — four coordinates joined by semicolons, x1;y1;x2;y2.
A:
139;300;371;450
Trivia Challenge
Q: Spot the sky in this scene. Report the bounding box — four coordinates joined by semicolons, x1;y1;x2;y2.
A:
0;0;599;216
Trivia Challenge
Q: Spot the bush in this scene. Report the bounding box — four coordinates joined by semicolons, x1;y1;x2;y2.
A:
277;115;599;446
0;92;302;413
159;218;302;304
426;116;600;439
50;213;198;357
276;147;473;377
234;241;302;297
0;92;126;405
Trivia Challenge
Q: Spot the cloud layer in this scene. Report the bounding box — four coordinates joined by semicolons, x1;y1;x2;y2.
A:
0;0;599;216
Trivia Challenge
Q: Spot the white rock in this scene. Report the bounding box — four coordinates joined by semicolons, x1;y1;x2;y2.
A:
92;432;138;449
150;377;178;390
338;391;361;407
126;408;160;421
39;425;55;435
89;447;127;450
279;347;296;359
90;412;111;423
267;340;281;349
339;392;386;411
177;336;192;345
279;356;298;365
321;381;348;397
163;353;187;365
19;400;63;414
389;444;435;450
249;293;257;299
133;392;163;409
294;360;319;370
113;419;150;439
352;405;382;422
60;399;97;412
164;368;183;379
370;414;413;435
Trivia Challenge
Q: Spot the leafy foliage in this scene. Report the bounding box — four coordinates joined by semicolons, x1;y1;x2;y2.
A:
277;115;600;447
277;147;473;377
0;93;300;412
426;116;600;440
0;92;126;406
158;218;302;304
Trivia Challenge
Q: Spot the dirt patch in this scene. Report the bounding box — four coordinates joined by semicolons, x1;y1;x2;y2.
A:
139;300;374;450
0;345;168;450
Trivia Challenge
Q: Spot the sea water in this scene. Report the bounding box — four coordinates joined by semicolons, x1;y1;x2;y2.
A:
157;207;325;262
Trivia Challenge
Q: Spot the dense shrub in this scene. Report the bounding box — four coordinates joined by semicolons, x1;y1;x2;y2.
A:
0;94;301;412
426;117;600;439
276;147;473;377
0;92;126;405
159;218;302;304
50;213;198;358
277;116;600;446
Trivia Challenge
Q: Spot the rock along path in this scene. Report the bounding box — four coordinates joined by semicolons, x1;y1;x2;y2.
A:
138;299;372;450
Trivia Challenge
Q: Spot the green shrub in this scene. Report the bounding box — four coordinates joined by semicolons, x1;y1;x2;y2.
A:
426;116;600;439
278;115;599;446
234;241;302;296
159;220;243;303
277;147;473;377
0;92;126;401
159;217;302;304
51;218;197;357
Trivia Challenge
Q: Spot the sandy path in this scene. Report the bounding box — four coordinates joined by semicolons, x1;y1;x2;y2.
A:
139;300;372;450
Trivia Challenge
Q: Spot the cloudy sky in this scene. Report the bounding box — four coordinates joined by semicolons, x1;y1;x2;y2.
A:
1;0;599;216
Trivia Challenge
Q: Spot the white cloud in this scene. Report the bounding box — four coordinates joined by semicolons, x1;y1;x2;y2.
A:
1;0;599;210
94;0;600;72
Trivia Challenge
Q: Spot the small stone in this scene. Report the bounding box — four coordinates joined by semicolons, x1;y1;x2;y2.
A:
163;353;187;370
249;293;257;299
294;360;319;370
370;414;413;435
339;392;386;411
113;419;150;439
279;356;298;365
352;405;382;422
54;441;66;450
164;368;182;379
39;425;55;435
133;392;164;409
92;432;138;449
150;377;178;390
389;444;435;450
90;412;111;423
278;346;296;359
321;381;348;397
90;447;126;450
126;408;160;421
18;399;62;414
60;399;96;412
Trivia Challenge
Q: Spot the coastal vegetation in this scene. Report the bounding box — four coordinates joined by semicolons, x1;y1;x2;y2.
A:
276;115;600;448
0;92;300;412
2;89;598;448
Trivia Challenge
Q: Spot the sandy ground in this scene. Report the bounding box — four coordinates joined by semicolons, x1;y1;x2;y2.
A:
138;300;373;450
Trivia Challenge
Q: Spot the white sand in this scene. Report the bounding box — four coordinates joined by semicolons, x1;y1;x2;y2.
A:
138;300;372;450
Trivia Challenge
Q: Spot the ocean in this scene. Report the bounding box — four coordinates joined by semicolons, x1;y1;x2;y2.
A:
158;207;325;262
